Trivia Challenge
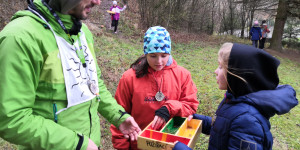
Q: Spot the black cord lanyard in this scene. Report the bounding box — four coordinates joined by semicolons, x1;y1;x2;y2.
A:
152;71;165;101
42;0;86;67
42;0;69;35
153;73;163;93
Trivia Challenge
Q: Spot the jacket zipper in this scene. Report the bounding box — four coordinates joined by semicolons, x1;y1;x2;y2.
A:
88;100;92;137
53;103;58;123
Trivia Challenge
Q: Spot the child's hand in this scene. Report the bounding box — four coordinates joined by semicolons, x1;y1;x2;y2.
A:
187;115;193;121
152;115;166;130
172;141;191;150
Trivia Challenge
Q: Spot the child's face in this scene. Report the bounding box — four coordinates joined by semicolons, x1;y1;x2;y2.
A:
215;60;227;90
146;53;170;71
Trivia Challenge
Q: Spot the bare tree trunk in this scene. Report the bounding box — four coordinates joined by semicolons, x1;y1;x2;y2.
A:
222;2;228;34
269;0;288;51
218;0;222;34
199;1;208;32
240;0;248;38
166;0;172;28
188;0;198;33
210;0;215;35
248;9;255;38
228;0;234;35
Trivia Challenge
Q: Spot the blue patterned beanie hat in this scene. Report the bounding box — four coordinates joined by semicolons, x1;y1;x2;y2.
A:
144;26;171;54
144;26;173;66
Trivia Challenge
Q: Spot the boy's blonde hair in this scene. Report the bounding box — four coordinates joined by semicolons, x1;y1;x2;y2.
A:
218;43;247;90
218;43;233;72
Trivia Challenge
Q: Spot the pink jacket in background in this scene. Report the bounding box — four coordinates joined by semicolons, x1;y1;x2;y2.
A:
110;5;126;20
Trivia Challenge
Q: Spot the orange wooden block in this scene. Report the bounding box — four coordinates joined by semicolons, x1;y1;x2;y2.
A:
161;133;167;142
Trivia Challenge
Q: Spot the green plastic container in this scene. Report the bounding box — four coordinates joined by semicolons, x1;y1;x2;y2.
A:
161;117;186;134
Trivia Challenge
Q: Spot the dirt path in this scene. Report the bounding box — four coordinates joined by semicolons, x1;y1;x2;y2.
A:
85;1;117;150
83;0;114;32
265;49;300;64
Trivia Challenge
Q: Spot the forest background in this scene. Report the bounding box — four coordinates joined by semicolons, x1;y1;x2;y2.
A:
0;0;299;149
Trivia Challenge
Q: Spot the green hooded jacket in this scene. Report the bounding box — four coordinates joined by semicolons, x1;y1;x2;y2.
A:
0;0;130;149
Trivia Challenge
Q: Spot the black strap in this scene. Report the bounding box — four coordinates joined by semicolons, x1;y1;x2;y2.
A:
41;0;82;35
69;18;82;35
41;0;69;34
76;134;84;150
155;106;170;122
26;0;49;22
118;110;128;121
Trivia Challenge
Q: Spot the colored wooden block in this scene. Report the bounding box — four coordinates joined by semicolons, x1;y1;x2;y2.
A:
138;117;202;150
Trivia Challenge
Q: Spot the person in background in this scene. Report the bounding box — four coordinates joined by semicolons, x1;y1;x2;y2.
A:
110;26;199;149
173;43;298;150
259;20;270;49
249;20;262;48
110;0;126;33
0;0;140;150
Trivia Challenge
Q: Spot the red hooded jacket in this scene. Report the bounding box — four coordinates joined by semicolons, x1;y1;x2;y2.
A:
110;60;199;149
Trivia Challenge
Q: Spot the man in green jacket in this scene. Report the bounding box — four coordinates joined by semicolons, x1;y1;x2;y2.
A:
0;0;141;149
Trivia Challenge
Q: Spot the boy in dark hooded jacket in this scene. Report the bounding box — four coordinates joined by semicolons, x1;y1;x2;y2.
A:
173;43;298;150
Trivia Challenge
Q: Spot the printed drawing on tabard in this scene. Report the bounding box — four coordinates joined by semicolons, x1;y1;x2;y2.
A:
66;43;97;97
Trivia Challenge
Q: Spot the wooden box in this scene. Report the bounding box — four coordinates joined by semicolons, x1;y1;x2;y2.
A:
137;116;202;150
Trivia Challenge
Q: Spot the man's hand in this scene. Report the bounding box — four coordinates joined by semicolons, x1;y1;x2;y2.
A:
86;139;98;150
119;116;141;141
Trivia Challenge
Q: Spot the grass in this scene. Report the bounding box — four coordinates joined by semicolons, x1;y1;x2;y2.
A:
270;56;300;150
94;28;300;149
1;24;299;150
175;41;300;150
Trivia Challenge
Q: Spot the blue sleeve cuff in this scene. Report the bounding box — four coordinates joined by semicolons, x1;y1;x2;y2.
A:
173;141;192;150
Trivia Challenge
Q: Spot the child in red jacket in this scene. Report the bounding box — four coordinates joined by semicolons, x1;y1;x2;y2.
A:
110;26;199;149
